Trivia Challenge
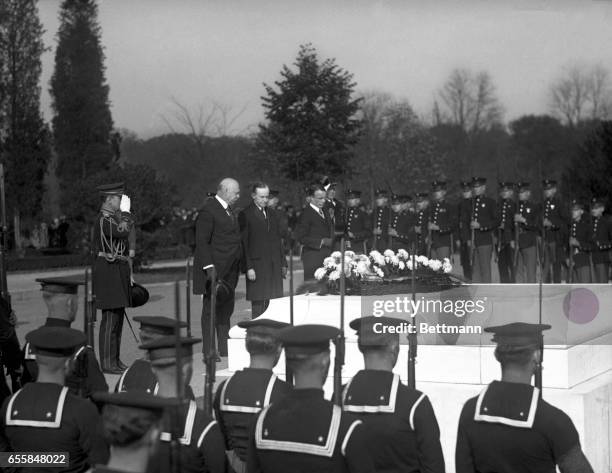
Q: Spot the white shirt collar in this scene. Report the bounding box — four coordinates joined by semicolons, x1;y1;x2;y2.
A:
310;203;323;214
216;195;229;210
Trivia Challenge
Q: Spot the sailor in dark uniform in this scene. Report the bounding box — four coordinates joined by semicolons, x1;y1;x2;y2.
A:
88;392;176;473
343;316;445;473
93;182;134;374
344;190;371;253
388;195;414;252
456;322;594;473
589;198;612;283
0;327;109;471
371;188;390;251
568;200;592;283
247;324;375;473
140;335;226;473
514;182;540;283
21;277;108;399
470;177;497;283
428;180;455;260
457;181;473;280
114;316;194;400
414;192;430;255
496;182;516;283
214;319;292;473
541;179;566;283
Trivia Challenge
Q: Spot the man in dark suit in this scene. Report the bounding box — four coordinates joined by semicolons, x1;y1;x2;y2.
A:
193;177;242;357
239;182;287;318
295;183;334;280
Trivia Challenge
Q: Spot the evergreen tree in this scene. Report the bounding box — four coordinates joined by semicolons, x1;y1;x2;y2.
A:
0;0;51;219
257;44;362;185
50;0;113;210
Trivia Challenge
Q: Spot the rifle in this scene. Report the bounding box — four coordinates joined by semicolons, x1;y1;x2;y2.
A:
333;237;346;406
84;268;96;348
171;280;183;473
285;239;294;385
0;164;9;305
407;241;417;389
203;266;217;416
185;258;192;337
470;198;476;271
494;228;501;264
536;240;543;398
513;213;520;274
568;232;575;284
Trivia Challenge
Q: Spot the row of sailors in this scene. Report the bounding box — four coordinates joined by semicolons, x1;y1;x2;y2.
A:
0;277;594;472
333;178;611;284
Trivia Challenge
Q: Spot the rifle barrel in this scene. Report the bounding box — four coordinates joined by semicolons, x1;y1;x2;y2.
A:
333;238;346;406
408;242;417;389
286;241;294;384
185;259;192;337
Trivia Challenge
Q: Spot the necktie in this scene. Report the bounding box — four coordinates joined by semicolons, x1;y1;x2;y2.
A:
318;209;325;219
226;206;235;223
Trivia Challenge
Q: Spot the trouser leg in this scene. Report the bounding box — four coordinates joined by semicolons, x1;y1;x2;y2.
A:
99;309;122;370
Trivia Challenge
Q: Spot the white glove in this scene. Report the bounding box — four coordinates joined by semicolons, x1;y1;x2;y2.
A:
120;194;131;212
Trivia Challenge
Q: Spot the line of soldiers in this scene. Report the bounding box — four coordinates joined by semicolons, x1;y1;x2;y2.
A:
323;178;612;284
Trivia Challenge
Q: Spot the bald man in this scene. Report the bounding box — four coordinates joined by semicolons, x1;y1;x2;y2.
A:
193;178;242;358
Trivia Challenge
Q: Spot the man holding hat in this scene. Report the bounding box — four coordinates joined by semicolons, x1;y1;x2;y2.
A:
456;322;593;473
428;181;455;260
21;277;108;399
496;182;516;283
514;182;539;283
542;179;566;283
344;190;371;253
469;177;497;283
414;192;430;255
89;392;176;473
590;197;612;283
140;335;226;473
93;182;134;374
247;324;374;473
0;327;109;470
568;200;592;283
214;319;292;472
114;316;194;400
371;188;391;251
457;181;473;280
343;316;445;473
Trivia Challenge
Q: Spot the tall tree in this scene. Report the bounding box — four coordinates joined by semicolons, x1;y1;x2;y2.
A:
50;0;113;209
256;44;362;185
0;0;51;219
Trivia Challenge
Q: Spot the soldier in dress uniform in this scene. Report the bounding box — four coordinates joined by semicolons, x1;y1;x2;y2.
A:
343;316;445;473
388;195;414;252
214;319;292;473
590;198;612;283
0;327;109;470
371;188;390;251
387;194;403;251
114;316;194;400
93;182;134;374
457;181;473;280
455;322;594;473
428;180;455;260
469;177;497;283
344;190;371;254
514;183;539;284
89;391;176;473
247;324;375;473
21;277;108;399
568;200;592;283
541;179;566;283
139;335;226;473
496;182;516;283
414;192;430;255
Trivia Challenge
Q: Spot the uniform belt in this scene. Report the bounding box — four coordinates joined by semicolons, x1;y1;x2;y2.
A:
97;252;129;262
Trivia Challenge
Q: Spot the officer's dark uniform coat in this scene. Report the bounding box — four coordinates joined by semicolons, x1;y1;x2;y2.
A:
295;205;334;280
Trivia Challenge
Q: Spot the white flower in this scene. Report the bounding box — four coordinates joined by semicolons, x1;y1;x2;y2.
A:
358;254;370;262
390;255;400;266
314;267;327;280
443;261;453;273
356;261;370;275
345;250;356;259
383;249;395;258
369;250;382;259
375;267;384;277
406;259;414;271
416;255;429;266
398;261;406;270
428;259;442;271
331;251;342;259
443;257;450;264
328;270;341;281
323;257;335;269
397;249;409;260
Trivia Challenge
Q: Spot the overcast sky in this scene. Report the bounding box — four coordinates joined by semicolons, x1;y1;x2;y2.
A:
37;0;612;138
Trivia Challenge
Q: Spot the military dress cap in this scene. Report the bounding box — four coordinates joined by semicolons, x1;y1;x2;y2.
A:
399;194;412;203
350;316;405;347
238;318;290;337
26;327;86;357
484;322;551;348
498;181;515;190
459;180;471;189
36;276;85;294
391;194;402;203
375;188;389;196
140;336;202;365
346;189;362;198
471;177;487;187
133;316;187;335
431;180;447;191
591;197;605;207
570;199;584;210
517;182;531;191
542;179;557;189
92;391;178;411
278;324;340;356
97;182;124;196
415;192;429;200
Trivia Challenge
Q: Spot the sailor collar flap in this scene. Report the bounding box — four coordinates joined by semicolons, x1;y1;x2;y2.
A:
7;385;69;428
117;360;159;395
160;400;197;445
342;372;400;414
255;404;342;457
220;372;277;413
474;382;539;429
